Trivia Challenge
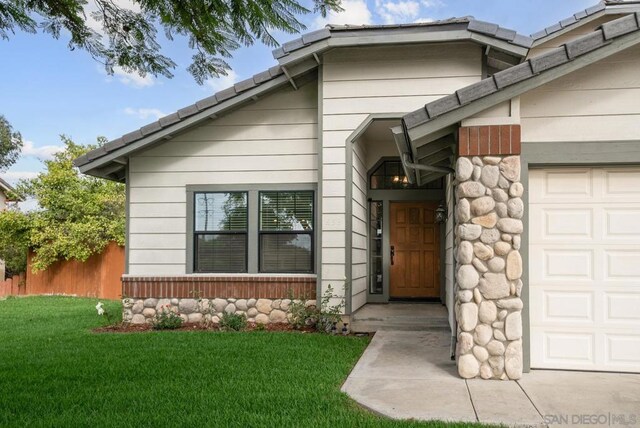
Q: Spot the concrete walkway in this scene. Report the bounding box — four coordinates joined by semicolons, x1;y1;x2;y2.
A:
342;330;640;427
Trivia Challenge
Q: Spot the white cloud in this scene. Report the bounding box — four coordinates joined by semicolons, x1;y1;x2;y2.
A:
1;171;39;185
421;0;443;7
84;0;141;34
414;17;435;23
21;141;64;161
123;107;167;120
205;69;238;92
112;66;155;88
314;0;373;28
377;0;421;24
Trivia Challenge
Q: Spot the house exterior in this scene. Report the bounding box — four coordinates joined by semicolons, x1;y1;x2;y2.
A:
0;177;18;278
76;1;640;380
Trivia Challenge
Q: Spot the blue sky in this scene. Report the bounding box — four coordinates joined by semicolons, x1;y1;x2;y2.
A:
0;0;595;185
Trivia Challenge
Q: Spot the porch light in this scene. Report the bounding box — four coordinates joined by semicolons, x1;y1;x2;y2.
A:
435;203;447;224
392;175;400;183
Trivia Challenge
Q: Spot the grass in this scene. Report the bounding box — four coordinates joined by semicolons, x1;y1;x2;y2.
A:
0;296;484;427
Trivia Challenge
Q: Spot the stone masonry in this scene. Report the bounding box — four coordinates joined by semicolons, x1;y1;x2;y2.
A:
123;297;317;325
454;155;523;380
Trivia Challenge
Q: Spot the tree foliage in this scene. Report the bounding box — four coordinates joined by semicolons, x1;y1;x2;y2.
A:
0;0;343;84
0;136;125;274
0;115;23;172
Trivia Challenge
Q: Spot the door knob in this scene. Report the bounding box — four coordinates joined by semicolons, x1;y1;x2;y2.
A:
390;245;395;265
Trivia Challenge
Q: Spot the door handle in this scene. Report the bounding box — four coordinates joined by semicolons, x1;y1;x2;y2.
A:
390;246;395;266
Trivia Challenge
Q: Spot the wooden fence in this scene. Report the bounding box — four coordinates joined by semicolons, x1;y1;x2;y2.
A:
0;273;26;298
1;242;124;300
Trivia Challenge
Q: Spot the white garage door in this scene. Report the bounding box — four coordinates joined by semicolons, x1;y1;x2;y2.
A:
530;167;640;373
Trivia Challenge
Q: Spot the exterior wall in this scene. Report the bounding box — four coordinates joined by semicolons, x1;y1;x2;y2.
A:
351;137;368;312
322;42;483;308
122;275;316;324
453;126;524;380
128;82;318;275
521;43;640;143
445;174;455;334
0;191;6;211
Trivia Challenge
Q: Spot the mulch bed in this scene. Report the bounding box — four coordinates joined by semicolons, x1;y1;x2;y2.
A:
93;322;317;334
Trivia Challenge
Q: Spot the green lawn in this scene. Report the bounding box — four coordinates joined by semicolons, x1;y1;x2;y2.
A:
0;297;482;427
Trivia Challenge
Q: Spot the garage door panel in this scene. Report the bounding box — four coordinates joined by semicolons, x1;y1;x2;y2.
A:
543;332;595;365
604;208;640;239
605;293;640;323
544;249;594;281
530;206;594;242
530;167;640;373
545;291;594;322
602;169;640;200
605;250;640;279
530;168;594;202
605;335;640;367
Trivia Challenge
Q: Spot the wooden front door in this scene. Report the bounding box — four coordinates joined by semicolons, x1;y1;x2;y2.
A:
389;202;440;298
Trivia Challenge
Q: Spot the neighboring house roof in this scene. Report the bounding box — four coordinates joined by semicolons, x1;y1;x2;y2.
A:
0;177;20;202
75;17;537;179
530;1;640;47
401;13;640;145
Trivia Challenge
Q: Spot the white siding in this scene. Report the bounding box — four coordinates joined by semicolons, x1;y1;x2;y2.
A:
521;43;640;143
351;137;368;312
128;82;318;275
320;42;483;306
445;174;456;334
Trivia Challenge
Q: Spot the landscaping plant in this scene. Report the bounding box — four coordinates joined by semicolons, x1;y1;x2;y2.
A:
218;312;247;331
151;305;183;330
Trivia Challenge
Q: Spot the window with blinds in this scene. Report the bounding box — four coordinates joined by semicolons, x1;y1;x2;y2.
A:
259;191;314;273
194;192;248;272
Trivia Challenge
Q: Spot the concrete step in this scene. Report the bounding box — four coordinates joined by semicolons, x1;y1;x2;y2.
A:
350;321;450;333
349;303;451;333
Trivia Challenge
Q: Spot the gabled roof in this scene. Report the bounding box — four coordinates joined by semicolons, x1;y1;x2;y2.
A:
530;1;640;47
272;17;533;62
0;177;21;202
76;16;536;180
402;13;640;144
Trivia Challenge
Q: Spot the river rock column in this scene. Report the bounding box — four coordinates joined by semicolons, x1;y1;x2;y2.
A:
454;155;523;380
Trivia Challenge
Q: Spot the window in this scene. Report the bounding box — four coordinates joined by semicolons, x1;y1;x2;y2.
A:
194;192;248;273
370;160;443;190
259;191;314;273
369;201;383;294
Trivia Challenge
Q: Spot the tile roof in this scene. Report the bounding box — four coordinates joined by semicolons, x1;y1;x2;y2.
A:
528;1;640;41
404;12;640;131
74;65;285;167
76;17;535;170
272;17;533;59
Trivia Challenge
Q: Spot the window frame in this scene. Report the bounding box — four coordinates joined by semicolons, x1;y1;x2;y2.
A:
258;190;315;274
186;184;317;275
192;191;249;273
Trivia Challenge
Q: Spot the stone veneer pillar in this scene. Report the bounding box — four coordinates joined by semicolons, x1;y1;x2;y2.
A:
454;125;524;380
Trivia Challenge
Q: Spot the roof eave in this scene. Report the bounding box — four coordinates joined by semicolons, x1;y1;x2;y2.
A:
275;28;530;68
79;59;318;177
405;27;640;145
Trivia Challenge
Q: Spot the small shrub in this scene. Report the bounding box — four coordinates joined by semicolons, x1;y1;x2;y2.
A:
289;285;344;333
255;322;266;331
152;305;183;330
219;312;247;331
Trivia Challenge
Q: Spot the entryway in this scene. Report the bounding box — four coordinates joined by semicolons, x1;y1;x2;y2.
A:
389;201;440;299
350;303;448;332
